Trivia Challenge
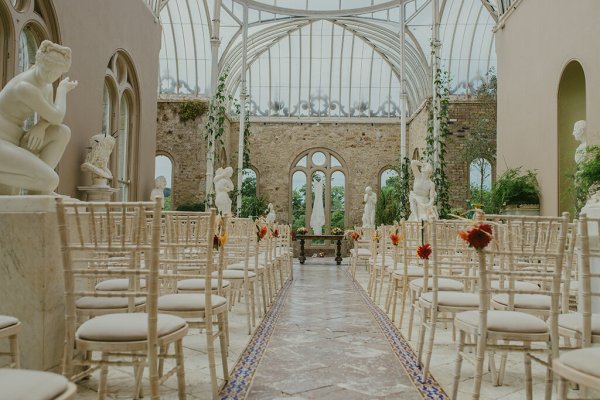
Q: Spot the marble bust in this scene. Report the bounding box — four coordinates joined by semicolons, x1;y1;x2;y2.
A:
266;203;276;224
80;134;115;187
573;120;588;165
362;186;377;228
214;166;234;215
409;160;438;221
150;176;167;207
0;40;77;195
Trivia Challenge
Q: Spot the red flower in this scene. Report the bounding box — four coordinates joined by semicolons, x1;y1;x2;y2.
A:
271;229;279;238
389;233;402;246
257;225;268;241
459;223;493;250
213;234;220;250
417;244;432;260
351;231;360;241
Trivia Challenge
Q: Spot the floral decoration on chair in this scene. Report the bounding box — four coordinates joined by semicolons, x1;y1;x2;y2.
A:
389;227;402;246
458;223;493;250
417;243;432;260
256;225;268;241
271;228;279;238
344;229;361;241
213;218;228;250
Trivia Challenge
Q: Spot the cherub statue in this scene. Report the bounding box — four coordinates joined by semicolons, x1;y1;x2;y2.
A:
150;176;167;208
409;160;438;221
214;166;234;215
80;134;115;187
266;203;276;224
0;40;77;195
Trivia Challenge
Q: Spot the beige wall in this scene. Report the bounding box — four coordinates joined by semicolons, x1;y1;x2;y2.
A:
496;0;600;215
1;0;161;199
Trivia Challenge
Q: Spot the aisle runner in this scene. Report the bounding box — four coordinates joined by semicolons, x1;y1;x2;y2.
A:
219;280;293;400
348;269;449;400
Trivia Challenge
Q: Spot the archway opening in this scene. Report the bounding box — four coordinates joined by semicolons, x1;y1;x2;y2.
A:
558;61;586;214
469;158;492;206
155;155;173;210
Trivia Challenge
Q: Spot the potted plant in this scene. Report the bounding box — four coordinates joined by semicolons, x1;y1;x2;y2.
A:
491;167;541;215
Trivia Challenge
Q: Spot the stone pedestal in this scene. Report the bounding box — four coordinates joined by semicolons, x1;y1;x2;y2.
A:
78;185;119;201
0;196;64;371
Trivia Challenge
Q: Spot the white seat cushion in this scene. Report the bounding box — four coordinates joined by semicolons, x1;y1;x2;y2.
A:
76;296;145;310
177;278;230;291
559;347;600;378
421;291;480;308
410;277;464;291
227;261;265;271
392;265;423;277
456;310;549;334
492;294;551;310
350;248;371;257
490;281;539;291
158;293;227;312
77;313;186;342
213;270;256;279
558;313;600;335
95;278;146;291
0;368;70;400
0;315;19;330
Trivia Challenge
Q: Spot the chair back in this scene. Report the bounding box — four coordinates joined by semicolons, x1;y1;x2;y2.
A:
577;214;600;347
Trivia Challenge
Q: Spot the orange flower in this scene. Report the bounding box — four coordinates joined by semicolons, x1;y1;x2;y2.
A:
458;230;469;241
271;228;279;238
389;233;402;246
257;225;268;241
417;244;432;260
351;232;360;241
219;232;228;247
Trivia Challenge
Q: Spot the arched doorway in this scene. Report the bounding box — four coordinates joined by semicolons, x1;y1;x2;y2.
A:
155;154;173;210
558;61;586;214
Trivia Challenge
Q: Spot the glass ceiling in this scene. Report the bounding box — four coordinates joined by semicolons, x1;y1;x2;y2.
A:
158;0;497;118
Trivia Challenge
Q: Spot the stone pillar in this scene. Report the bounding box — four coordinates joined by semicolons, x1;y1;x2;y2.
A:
0;196;65;371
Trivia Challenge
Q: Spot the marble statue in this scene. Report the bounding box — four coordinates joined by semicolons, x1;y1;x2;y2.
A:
409;160;438;221
80;134;115;187
214;166;234;215
151;176;167;207
0;40;77;195
310;178;325;235
266;203;276;224
361;186;377;228
573;120;588;165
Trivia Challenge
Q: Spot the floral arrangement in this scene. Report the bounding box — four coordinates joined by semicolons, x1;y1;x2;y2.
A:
271;228;279;238
256;224;268;241
417;244;432;260
389;227;402;246
458;223;493;250
297;227;308;235
331;227;344;235
344;229;361;241
213;218;228;250
372;231;380;242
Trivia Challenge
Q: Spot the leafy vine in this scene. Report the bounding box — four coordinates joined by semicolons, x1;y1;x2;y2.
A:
204;69;233;166
178;100;207;124
398;156;411;220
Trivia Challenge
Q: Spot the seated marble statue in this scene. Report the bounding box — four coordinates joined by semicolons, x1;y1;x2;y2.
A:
81;133;115;187
214;167;234;215
409;160;438;221
0;40;77;195
150;176;167;208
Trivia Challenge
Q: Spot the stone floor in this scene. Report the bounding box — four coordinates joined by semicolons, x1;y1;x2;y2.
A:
75;259;598;399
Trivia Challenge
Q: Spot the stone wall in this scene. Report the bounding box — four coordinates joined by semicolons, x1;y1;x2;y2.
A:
156;98;496;220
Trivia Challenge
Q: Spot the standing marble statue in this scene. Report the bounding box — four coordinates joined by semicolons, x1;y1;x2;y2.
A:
574;120;588;165
409;160;438;221
214;166;234;215
80;134;115;187
266;203;276;224
310;178;325;235
0;40;77;195
150;176;167;208
362;186;377;228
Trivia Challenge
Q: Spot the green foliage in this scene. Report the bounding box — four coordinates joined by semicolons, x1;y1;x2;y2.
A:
163;187;172;211
330;185;345;229
425;67;451;218
376;175;401;225
399;157;412;220
469;186;492;213
204;69;232;167
176;202;206;212
490;167;540;213
233;101;253;169
575;145;600;214
178;100;207;124
291;185;306;232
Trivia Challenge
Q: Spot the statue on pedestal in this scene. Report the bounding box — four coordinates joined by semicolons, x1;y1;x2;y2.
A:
574;120;588;165
266;203;276;224
409;160;438;221
80;134;115;187
310;178;325;235
362;186;377;228
214;167;234;215
151;176;167;208
0;40;77;195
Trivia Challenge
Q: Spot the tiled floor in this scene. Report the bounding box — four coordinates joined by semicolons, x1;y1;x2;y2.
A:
75;260;598;399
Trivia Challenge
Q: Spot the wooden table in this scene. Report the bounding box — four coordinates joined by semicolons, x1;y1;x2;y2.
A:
295;234;345;265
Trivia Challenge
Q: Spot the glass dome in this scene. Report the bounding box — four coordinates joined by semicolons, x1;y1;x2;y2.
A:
158;0;497;118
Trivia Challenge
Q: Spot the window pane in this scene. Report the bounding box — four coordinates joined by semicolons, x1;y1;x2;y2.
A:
291;171;307;231
117;95;130;201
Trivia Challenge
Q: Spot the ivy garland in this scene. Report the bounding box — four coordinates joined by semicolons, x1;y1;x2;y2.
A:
398;156;411;220
425;67;452;219
178;100;207;124
233;100;252;169
204;69;233;166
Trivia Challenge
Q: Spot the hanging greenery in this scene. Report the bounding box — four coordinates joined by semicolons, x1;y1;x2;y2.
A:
204;69;233;166
425;67;452;218
233;99;252;169
178;100;207;124
399;157;412;220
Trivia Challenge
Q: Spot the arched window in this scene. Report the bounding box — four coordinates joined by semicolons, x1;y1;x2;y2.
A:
104;51;139;201
0;2;13;86
17;25;42;74
380;168;399;189
290;149;347;233
155;155;173;210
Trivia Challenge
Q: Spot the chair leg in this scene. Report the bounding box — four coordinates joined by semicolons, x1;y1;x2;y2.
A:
244;278;252;335
416;307;428;366
557;377;568;400
218;313;229;382
9;334;19;368
133;355;145;399
523;343;532;400
472;330;487;400
205;319;219;400
422;307;438;381
390;279;399;322
98;353;109;400
250;280;257;329
451;330;466;400
407;290;416;340
544;352;553;400
398;279;408;329
175;340;187;400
